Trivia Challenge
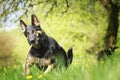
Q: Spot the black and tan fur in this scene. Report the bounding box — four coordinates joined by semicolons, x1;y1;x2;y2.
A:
20;14;73;75
97;46;118;61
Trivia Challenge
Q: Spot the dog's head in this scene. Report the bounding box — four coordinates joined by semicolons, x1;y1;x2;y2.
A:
109;46;118;52
20;14;44;48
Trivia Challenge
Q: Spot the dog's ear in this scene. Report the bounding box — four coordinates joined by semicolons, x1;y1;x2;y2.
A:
114;46;118;50
20;20;27;32
31;14;40;27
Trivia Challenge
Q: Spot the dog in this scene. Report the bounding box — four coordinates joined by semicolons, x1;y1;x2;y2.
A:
20;14;73;75
97;46;118;61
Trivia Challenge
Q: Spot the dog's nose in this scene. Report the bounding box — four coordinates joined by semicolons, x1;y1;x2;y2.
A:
30;40;35;43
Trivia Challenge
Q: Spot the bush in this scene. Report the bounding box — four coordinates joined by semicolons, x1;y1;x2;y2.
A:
0;31;16;66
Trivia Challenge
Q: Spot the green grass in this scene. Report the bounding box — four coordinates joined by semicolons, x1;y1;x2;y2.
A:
0;51;120;80
0;25;120;80
0;5;120;79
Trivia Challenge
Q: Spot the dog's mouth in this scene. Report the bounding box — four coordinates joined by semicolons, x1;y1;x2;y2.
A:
30;40;40;48
29;35;42;48
31;43;40;49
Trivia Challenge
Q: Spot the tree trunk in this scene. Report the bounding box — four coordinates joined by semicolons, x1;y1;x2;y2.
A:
100;0;119;50
105;3;119;49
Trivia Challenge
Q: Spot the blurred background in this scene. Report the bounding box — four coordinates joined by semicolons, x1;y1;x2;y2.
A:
0;0;120;66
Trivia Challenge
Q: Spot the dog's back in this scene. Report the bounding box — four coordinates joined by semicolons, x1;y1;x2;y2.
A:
97;49;111;61
29;35;73;68
20;14;73;74
97;47;118;61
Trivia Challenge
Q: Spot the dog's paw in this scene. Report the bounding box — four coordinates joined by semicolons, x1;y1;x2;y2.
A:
23;63;31;75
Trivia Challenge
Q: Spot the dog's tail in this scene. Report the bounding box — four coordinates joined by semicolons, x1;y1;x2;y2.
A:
67;47;73;65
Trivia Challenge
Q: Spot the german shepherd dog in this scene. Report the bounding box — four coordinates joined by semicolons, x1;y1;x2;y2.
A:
97;46;118;61
20;14;73;75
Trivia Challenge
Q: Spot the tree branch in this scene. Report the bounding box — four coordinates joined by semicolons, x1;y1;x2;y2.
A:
62;0;69;14
45;1;57;17
100;0;113;10
14;0;50;23
29;0;49;6
14;9;28;23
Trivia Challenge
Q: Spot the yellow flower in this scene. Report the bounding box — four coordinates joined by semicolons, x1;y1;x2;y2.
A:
26;75;33;79
38;75;43;79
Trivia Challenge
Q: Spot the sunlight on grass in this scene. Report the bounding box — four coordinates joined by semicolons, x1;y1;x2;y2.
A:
37;74;43;79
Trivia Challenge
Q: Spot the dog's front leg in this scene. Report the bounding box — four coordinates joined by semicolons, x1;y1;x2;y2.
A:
44;64;54;74
23;62;31;75
23;53;35;75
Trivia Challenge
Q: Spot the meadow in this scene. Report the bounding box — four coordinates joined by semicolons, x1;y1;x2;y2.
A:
0;50;120;80
0;5;120;80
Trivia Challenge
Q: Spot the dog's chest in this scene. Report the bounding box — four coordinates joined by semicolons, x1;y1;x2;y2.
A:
35;57;51;66
29;47;48;58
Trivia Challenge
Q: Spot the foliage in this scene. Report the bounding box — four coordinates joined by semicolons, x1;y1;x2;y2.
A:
0;0;109;27
0;31;16;66
0;50;120;80
0;0;120;80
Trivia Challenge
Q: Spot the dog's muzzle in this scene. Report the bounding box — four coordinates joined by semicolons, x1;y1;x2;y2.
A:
30;38;40;48
30;40;35;44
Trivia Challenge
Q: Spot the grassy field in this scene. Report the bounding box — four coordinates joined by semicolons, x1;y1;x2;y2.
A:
0;51;120;80
0;10;120;80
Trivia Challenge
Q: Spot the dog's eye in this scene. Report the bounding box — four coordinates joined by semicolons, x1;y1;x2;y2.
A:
37;31;42;37
27;32;29;36
32;30;34;34
37;33;42;38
